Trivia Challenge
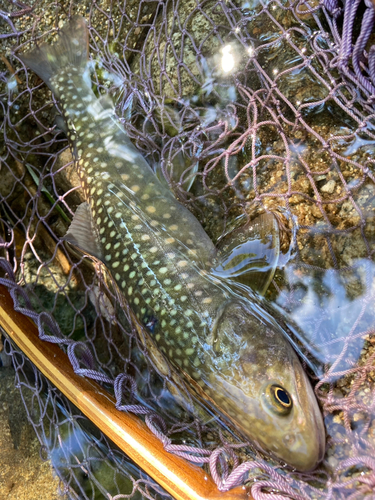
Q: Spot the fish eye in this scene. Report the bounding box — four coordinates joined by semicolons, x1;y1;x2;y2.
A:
264;384;293;416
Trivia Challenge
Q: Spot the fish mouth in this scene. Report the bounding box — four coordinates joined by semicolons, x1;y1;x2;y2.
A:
276;406;325;472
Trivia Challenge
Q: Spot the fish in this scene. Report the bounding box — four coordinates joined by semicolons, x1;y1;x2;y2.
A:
19;15;325;471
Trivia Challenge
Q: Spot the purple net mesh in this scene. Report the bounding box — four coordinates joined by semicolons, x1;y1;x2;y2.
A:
1;0;375;498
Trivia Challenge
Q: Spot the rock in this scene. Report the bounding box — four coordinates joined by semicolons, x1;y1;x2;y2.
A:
321;179;336;194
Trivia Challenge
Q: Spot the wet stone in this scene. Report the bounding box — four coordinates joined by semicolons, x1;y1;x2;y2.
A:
321;179;336;194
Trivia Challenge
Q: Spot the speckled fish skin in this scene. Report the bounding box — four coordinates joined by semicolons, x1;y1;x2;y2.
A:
19;16;325;471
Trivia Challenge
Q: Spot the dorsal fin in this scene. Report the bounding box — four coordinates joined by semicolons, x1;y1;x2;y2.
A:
155;150;199;193
212;212;280;295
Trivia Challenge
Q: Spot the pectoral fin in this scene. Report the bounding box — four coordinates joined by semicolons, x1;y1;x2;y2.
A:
63;202;103;260
212;212;280;295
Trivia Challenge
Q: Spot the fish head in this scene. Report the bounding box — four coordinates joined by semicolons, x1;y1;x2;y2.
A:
206;300;325;471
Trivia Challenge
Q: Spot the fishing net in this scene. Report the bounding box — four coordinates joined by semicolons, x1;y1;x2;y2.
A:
1;334;173;500
1;0;375;498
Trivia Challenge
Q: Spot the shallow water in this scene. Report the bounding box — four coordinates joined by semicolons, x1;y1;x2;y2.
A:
0;358;62;500
0;0;375;498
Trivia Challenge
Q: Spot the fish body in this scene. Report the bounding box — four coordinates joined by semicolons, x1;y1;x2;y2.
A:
19;16;325;471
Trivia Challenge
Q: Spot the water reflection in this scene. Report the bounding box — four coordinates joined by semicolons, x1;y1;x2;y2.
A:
274;258;375;380
48;400;165;499
221;45;235;73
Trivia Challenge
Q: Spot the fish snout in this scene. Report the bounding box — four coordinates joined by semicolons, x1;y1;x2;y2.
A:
287;361;326;471
310;399;326;466
281;419;325;472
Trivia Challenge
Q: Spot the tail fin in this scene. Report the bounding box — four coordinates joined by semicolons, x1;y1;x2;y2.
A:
18;16;89;95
